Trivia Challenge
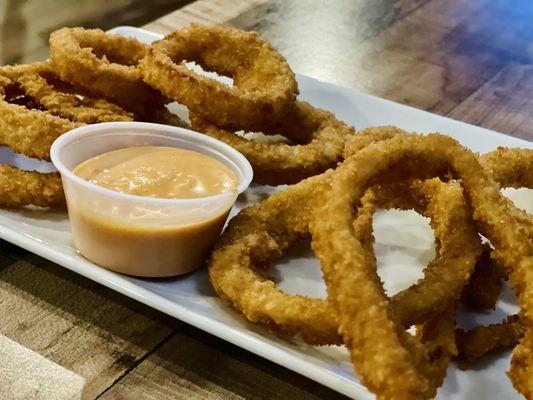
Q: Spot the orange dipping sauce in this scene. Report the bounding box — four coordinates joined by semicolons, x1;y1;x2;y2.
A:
69;146;237;277
74;146;237;199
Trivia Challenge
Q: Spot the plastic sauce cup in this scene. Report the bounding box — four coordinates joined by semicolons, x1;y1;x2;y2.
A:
51;122;253;277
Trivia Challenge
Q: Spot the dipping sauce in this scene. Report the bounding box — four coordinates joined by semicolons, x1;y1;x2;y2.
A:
73;146;237;199
68;146;238;277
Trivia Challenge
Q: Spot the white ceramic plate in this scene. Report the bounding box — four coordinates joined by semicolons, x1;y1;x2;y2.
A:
2;26;531;400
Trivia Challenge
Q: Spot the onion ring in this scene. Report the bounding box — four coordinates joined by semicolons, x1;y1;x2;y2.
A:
209;173;478;342
0;71;79;160
191;101;355;185
480;147;533;189
0;63;134;160
351;183;461;397
461;147;532;310
49;27;164;116
0;165;64;208
458;147;532;362
0;62;136;208
456;315;525;367
311;130;532;399
2;62;134;123
461;243;507;310
140;23;298;131
209;172;337;344
210;172;469;397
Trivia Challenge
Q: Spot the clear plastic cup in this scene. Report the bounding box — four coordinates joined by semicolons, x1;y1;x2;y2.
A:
50;122;253;277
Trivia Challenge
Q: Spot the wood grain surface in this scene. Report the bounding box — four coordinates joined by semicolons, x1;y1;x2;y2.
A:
1;0;532;399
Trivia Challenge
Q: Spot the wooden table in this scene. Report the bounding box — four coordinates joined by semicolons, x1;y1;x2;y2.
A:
1;0;532;399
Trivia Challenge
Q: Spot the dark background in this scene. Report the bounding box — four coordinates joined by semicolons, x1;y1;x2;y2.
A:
0;0;192;64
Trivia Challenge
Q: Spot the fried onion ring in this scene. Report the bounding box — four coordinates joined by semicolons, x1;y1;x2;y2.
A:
140;24;298;131
311;130;533;399
209;172;478;343
0;165;64;208
0;73;79;160
191;101;355;185
351;183;461;398
480;147;533;189
49;27;164;116
209;172;337;344
456;315;525;367
461;243;507;310
2;62;133;123
458;147;532;363
0;63;134;160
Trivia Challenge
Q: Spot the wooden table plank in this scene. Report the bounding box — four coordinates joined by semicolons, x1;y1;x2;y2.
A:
100;326;341;400
0;255;178;398
143;0;267;34
0;335;86;399
448;63;533;141
0;0;192;64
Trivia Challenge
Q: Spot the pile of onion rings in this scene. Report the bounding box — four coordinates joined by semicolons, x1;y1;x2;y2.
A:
47;25;355;187
209;121;531;399
310;129;532;399
138;23;355;185
0;21;531;399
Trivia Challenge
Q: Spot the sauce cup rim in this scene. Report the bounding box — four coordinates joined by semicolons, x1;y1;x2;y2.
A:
50;121;253;206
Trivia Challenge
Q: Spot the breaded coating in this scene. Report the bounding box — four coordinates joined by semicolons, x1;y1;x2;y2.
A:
480;147;533;189
192;101;356;185
311;130;532;399
0;164;64;208
140;23;298;131
0;62;134;159
0;84;78;160
16;71;133;123
456;315;524;366
209;173;472;354
50;27;164;116
209;172;340;345
462;243;507;310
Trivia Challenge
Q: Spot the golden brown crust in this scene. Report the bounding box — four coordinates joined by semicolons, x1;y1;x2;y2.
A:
0;62;136;160
49;27;164;116
2;62;134;124
209;174;478;349
209;172;338;345
0;165;64;208
311;129;532;399
140;24;298;131
480;147;533;189
461;243;507;310
456;315;525;366
0;75;79;160
457;147;532;364
191;101;356;185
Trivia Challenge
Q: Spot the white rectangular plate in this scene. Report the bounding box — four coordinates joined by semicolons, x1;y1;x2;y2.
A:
1;26;531;400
